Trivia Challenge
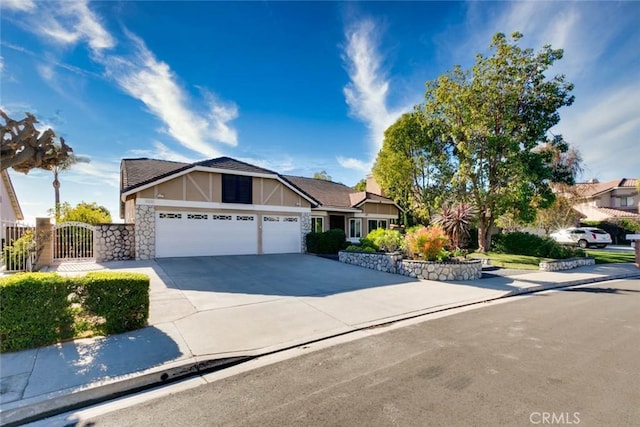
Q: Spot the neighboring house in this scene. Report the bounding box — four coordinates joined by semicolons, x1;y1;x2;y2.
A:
0;169;24;223
120;157;401;259
570;178;639;222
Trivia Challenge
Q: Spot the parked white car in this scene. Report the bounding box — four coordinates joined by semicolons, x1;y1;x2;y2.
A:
549;227;612;249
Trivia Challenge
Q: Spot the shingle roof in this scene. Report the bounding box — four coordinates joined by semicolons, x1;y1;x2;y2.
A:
121;158;190;193
283;175;355;208
121;157;278;194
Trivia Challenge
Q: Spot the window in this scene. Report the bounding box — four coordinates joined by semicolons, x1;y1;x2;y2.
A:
620;196;634;207
311;217;323;233
222;174;252;204
349;218;362;239
368;219;388;233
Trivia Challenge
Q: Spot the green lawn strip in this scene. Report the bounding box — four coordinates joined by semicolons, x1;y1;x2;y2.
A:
585;250;635;264
468;252;545;270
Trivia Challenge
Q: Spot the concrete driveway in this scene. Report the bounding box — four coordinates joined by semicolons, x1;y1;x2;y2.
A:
153;253;416;314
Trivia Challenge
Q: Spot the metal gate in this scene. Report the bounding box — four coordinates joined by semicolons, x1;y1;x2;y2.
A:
53;221;95;261
1;220;36;272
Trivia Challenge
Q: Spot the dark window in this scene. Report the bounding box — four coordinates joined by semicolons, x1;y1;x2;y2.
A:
222;174;252;204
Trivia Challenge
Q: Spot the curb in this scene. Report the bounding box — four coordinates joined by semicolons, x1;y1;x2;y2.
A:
2;271;638;426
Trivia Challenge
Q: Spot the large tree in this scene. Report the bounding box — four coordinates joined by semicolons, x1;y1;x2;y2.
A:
47;154;91;218
421;32;576;251
1;109;73;173
373;112;454;223
56;202;112;225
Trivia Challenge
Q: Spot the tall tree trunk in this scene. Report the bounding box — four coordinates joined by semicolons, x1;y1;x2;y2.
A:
477;214;494;253
53;169;60;219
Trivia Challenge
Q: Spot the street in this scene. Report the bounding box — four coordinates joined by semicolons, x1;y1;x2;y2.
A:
44;279;640;427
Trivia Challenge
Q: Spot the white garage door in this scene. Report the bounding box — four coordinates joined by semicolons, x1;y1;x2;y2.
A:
262;215;301;254
156;211;258;258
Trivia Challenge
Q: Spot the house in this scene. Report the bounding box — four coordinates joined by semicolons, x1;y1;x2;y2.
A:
570;178;639;222
120;157;401;259
1;169;24;223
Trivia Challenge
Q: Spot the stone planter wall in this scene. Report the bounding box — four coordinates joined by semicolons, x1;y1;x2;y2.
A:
539;257;595;272
398;259;482;281
338;250;482;281
95;224;135;262
338;251;403;273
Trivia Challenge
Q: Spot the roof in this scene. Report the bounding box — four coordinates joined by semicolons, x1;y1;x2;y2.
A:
574;178;638;198
590;206;640;219
1;170;24;221
121;157;278;194
120;156;399;212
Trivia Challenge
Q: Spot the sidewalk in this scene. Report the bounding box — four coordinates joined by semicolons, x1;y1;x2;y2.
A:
1;260;638;426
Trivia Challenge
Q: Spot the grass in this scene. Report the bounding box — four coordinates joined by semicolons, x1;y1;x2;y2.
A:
585;249;636;264
468;252;545;270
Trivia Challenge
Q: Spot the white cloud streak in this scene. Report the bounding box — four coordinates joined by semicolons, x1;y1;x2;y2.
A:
8;0;239;159
128;141;198;164
337;156;370;172
0;0;36;12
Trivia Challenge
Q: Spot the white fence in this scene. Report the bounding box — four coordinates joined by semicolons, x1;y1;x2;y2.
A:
1;219;36;272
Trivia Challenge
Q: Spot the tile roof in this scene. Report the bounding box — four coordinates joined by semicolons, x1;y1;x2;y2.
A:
574;178;638;197
592;207;640;219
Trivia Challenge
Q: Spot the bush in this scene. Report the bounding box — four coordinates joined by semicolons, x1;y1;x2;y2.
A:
0;272;150;353
306;229;347;254
78;272;150;334
491;231;584;259
405;226;449;261
358;237;378;251
365;228;404;252
2;230;35;271
345;245;376;253
0;273;74;353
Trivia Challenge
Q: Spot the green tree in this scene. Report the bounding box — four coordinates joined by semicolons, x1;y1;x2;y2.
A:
313;170;332;181
353;179;367;192
57;202;112;225
46;154;91;218
372;112;454;223
1;109;73;173
421;32;576;251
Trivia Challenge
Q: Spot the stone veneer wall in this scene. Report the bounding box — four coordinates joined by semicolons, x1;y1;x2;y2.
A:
300;212;311;253
135;204;155;260
339;251;482;281
539;257;595;272
94;224;135;262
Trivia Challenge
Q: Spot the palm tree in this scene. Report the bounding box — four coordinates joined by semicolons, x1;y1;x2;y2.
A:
50;153;90;219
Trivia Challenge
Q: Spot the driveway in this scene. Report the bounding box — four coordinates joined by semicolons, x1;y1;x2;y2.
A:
153;253;416;313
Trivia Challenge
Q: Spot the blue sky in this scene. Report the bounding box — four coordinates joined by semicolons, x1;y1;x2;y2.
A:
1;1;638;223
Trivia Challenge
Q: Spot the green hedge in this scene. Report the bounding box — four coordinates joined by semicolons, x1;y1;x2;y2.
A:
78;272;150;335
0;272;150;353
0;273;75;353
491;231;585;259
306;229;347;254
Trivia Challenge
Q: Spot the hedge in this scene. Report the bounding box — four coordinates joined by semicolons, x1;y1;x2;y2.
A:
491;231;585;259
306;229;347;254
0;272;150;353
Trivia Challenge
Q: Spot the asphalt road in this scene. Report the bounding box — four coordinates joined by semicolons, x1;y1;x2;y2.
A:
54;279;640;427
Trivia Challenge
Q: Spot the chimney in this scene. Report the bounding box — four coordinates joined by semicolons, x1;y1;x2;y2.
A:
588;178;599;184
366;174;385;196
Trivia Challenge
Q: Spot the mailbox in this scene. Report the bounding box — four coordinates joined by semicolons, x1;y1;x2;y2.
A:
626;234;640;268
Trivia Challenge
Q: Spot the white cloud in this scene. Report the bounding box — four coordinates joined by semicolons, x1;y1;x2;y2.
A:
342;19;401;155
0;0;35;11
337;156;370;172
128;141;198;164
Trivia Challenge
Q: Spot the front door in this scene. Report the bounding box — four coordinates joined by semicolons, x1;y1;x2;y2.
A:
329;215;345;232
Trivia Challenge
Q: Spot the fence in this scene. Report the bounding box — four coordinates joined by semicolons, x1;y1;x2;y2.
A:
1;219;36;272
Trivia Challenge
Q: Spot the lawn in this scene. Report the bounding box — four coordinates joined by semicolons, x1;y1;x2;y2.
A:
585;249;636;264
468;252;544;270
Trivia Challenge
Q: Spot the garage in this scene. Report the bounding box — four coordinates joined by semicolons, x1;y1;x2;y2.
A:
262;215;302;254
156;211;258;258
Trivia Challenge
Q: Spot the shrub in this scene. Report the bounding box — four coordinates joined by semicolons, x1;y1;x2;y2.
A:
2;230;35;271
0;273;74;353
432;203;477;249
0;272;150;353
491;231;584;259
345;245;376;253
405;226;449;261
366;228;404;252
358;237;378;251
77;272;150;335
306;229;347;254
